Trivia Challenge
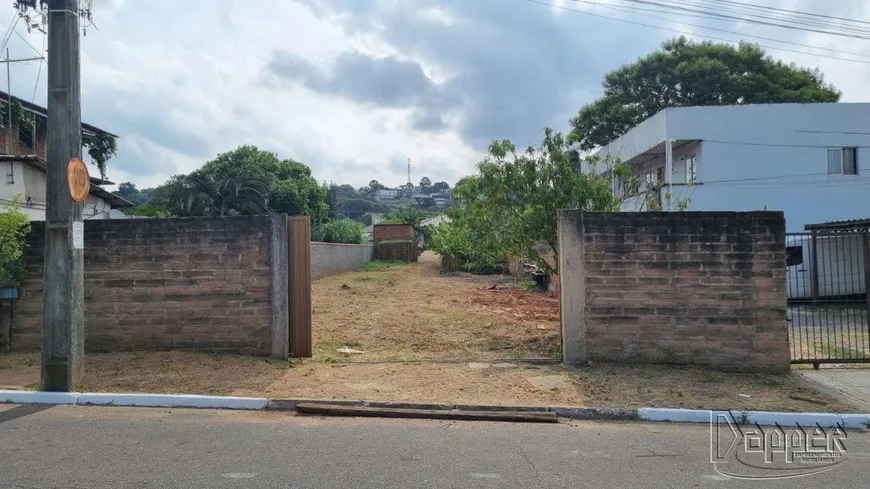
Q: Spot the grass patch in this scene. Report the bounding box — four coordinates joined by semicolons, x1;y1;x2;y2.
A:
364;259;407;270
515;277;536;292
760;377;786;388
702;373;724;383
351;272;395;283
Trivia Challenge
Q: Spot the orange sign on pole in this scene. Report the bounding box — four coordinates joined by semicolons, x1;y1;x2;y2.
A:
67;157;90;202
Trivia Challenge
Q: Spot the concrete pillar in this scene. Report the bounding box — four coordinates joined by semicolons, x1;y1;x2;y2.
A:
269;214;289;359
557;210;587;365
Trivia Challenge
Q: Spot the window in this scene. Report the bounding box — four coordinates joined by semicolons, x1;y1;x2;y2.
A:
644;171;657;190
827;148;857;175
683;155;697;183
786;246;803;267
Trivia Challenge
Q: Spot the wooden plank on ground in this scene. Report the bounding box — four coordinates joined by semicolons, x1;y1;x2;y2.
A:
295;403;559;423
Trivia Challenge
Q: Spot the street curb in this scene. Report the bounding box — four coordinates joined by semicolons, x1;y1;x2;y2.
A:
2;390;869;428
0;390;268;410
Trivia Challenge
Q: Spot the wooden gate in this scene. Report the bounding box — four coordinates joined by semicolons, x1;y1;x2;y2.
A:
288;216;312;357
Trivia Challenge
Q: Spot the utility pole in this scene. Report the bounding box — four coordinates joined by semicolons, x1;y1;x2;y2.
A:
6;48;10;155
40;0;84;391
407;157;411;186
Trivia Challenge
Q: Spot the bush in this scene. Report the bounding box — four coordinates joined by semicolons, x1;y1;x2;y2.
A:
428;221;506;274
312;218;365;244
0;196;31;284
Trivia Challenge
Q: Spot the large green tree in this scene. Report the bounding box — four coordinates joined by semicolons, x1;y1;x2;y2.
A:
569;37;841;150
444;129;629;275
150;146;328;221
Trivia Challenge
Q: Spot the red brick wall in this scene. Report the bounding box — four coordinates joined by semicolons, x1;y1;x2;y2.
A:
373;224;414;243
0;125;46;158
372;224;418;262
11;216;279;355
558;211;789;373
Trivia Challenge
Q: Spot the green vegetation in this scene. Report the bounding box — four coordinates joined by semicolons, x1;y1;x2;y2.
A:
433;128;630;275
702;374;724;384
363;259;408;270
0;195;31;284
135;146;327;220
569;37;841;150
312;218;365;244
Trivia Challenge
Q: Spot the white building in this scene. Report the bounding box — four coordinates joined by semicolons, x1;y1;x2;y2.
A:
0;90;133;220
374;188;401;202
597;103;870;232
0;155;133;220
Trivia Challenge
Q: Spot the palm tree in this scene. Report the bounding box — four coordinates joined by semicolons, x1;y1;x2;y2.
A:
186;172;270;217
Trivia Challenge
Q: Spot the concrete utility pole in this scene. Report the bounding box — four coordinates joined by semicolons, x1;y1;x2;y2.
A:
41;0;84;391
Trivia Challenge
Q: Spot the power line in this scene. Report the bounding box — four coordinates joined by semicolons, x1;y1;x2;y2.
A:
584;1;870;59
612;0;870;40
667;0;870;36
15;29;43;58
526;0;870;65
797;130;870;136
0;14;20;55
704;140;870;148
31;29;44;103
704;0;870;28
594;0;870;37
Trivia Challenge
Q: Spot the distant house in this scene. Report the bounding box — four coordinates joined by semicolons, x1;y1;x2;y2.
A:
430;193;452;209
374;188;401;202
0;90;132;220
421;214;450;228
363;212;385;241
596;103;870;232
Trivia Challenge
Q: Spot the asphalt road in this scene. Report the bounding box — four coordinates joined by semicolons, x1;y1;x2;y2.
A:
1;404;869;488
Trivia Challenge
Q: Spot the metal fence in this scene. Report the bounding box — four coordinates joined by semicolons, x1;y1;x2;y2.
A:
786;231;870;367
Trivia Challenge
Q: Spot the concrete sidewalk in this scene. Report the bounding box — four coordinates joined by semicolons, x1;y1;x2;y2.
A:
797;369;870;411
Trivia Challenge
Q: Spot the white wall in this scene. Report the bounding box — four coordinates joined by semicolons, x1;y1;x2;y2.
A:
671;104;870;232
311;242;375;279
0;165;117;220
599;110;668;163
610;104;870;232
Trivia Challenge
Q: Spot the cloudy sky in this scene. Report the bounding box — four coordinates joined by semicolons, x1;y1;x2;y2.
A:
0;0;867;190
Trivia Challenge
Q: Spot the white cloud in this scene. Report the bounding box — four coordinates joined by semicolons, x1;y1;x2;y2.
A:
0;0;864;192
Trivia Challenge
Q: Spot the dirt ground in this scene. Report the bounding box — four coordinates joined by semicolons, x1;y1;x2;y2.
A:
0;351;854;412
312;252;560;361
0;252;857;412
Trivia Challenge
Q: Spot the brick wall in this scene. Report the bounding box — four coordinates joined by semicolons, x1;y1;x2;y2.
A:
311;242;374;279
373;224;414;243
11;215;289;357
558;211;789;373
372;224;418;262
0;125;46;158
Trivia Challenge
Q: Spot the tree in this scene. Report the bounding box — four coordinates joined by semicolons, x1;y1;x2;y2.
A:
185;171;270;217
311;218;366;244
450;128;629;275
114;182;154;206
569;37;841;150
419;176;431;191
369;180;384;192
202;146;327;221
149;174;192;216
432;181;450;194
0;195;30;284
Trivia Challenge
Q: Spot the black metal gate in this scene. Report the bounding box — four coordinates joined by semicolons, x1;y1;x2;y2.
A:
786;231;870;367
